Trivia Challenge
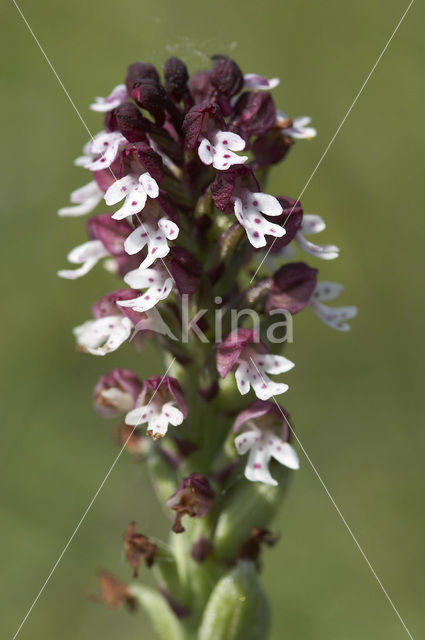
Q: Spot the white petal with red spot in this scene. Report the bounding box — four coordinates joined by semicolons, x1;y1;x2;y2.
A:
125;400;184;438
234;194;285;249
197;131;248;171
58;181;104;217
105;172;159;220
57;240;109;279
234;351;293;400
73;315;132;356
118;267;173;312
309;282;358;331
84;131;127;172
235;429;299;486
295;214;339;260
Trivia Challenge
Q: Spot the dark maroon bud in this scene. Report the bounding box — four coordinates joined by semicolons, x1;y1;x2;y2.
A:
158;587;190;619
237;528;279;568
267;262;318;314
232;92;277;138
168;247;201;297
191;536;214;563
114;103;150;143
252;128;293;168
126;62;160;93
124;522;158;577
165;473;214;533
188;70;211;104
132;79;167;126
211;55;244;97
164;57;189;100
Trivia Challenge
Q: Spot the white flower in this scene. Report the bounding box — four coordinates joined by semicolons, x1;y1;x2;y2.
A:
57;240;110;279
309;282;357;331
277;111;317;140
124;218;179;270
104;172;159;220
117;265;173;312
198;131;248;171
90;84;128;112
295;214;340;260
234;191;285;248
236;353;294;400
83;131;127;172
125;401;184;439
243;74;280;91
73;315;132;356
235;426;299;486
58;180;104;217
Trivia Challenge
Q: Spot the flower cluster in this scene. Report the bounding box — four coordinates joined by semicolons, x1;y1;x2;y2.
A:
60;55;356;638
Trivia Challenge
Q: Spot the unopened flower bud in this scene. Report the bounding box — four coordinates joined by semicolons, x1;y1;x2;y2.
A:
211;55;244;98
125;62;160;93
164;57;189;101
132;79;167;126
114;103;150;142
231;91;277;139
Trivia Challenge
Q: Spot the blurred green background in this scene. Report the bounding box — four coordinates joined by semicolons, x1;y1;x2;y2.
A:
2;0;424;638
